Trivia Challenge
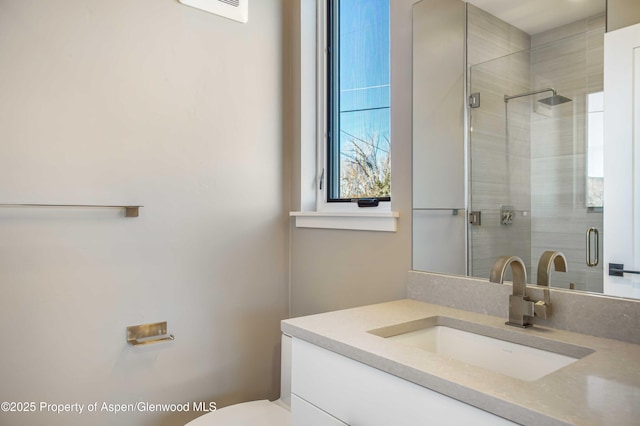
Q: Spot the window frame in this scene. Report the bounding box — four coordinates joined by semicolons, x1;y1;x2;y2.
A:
289;0;397;232
321;0;392;209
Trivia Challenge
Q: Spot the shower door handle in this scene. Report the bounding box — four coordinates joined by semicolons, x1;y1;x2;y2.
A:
586;227;599;267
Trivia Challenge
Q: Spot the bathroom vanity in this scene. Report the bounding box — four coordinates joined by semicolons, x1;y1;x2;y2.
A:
289;332;516;425
282;272;640;426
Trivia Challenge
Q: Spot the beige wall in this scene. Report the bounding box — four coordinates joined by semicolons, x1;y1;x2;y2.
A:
607;0;640;31
6;1;634;425
288;0;414;317
0;1;288;425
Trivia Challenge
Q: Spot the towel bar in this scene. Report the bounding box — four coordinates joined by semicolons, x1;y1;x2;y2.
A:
0;204;142;217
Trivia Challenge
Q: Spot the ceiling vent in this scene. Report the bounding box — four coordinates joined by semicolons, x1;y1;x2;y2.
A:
178;0;248;23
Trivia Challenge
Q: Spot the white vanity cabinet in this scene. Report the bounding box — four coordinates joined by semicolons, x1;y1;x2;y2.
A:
291;394;348;426
291;338;516;426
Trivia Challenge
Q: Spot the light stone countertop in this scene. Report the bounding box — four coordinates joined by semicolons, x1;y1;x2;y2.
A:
281;299;640;426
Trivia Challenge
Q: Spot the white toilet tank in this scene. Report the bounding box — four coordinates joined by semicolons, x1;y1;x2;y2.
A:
184;333;292;426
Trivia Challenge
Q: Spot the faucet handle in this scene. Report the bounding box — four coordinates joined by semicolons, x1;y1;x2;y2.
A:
534;300;551;319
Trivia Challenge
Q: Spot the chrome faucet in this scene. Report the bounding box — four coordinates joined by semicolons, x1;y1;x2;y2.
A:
489;256;535;328
535;251;567;319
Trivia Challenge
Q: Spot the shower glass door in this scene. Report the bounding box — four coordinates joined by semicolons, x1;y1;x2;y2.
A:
468;33;604;291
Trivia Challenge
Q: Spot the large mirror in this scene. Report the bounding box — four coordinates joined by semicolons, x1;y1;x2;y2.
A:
412;0;640;299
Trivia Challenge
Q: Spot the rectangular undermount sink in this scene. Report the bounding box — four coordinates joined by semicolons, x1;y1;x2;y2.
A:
368;316;594;381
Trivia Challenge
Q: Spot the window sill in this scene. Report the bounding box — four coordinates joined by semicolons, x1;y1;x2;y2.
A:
290;211;399;232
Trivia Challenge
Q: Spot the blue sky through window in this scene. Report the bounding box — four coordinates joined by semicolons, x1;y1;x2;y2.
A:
337;0;390;198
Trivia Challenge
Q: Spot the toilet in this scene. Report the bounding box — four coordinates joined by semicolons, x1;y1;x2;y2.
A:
185;334;292;426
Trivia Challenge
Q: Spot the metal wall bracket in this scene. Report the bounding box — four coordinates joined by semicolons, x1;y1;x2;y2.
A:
124;206;140;217
469;92;481;108
127;322;174;346
609;263;640;276
469;211;481;226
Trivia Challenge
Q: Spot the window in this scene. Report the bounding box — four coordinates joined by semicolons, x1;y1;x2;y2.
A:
587;91;604;209
289;0;398;232
326;0;391;202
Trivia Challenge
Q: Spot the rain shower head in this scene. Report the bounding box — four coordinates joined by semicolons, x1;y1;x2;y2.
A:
504;88;572;106
537;94;572;106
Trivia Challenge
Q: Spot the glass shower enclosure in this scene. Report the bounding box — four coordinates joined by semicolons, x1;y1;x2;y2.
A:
468;31;604;291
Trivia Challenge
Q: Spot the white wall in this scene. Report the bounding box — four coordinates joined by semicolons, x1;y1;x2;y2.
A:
0;1;288;425
288;0;414;317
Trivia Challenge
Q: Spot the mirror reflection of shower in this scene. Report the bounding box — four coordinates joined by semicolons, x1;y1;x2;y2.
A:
501;88;573;209
468;16;605;293
411;0;611;297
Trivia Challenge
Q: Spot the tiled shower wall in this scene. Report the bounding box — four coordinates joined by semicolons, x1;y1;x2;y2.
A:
529;13;605;291
467;4;532;278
